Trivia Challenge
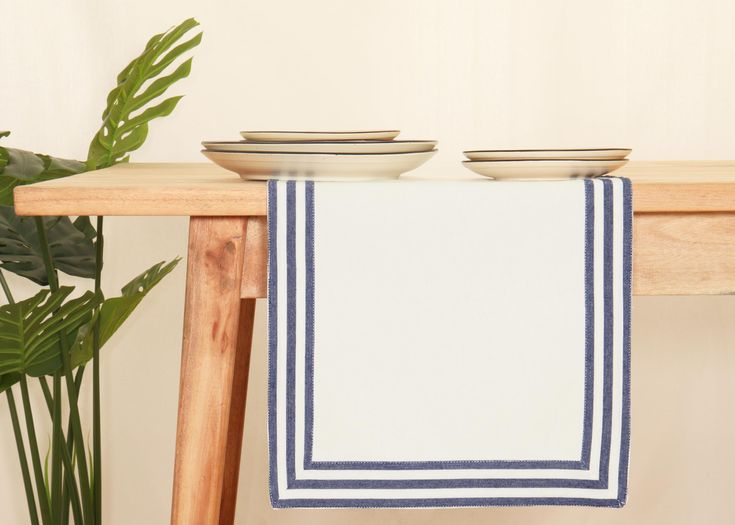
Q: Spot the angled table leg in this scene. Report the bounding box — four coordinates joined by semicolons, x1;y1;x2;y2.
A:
218;298;255;524
219;216;267;524
171;216;248;525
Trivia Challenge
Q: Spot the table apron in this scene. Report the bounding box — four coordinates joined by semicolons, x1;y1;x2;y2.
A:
237;212;735;298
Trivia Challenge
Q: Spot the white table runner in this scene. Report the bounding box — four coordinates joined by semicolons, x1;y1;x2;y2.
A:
267;178;631;508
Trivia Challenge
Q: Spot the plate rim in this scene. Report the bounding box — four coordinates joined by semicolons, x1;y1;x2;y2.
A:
463;148;631;154
202;149;438;158
462;159;628;165
239;129;400;134
204;139;436;146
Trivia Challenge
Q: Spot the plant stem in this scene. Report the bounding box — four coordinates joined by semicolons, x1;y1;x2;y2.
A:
0;267;13;302
75;365;86;390
19;377;52;525
34;218;60;291
6;387;40;525
38;376;52;413
39;378;84;525
0;270;41;525
61;366;85;525
51;372;63;520
93;215;104;525
34;216;94;524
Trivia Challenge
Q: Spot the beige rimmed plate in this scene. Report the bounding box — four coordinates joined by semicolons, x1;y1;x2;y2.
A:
464;148;631;161
203;140;436;154
202;150;437;181
240;130;400;142
462;159;628;181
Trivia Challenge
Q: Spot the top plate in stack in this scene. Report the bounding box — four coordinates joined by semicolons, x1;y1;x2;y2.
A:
202;130;437;181
462;148;631;181
240;130;400;141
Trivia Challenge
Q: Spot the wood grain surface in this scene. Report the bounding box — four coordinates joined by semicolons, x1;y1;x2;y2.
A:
171;216;248;525
633;213;735;295
13;161;735;216
218;299;256;525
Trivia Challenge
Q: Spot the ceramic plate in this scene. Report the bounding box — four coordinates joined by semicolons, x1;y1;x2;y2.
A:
463;148;631;161
203;140;436;154
240;130;400;142
202;149;437;181
462;159;628;180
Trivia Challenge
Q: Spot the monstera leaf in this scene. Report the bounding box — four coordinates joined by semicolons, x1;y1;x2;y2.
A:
73;216;97;243
72;258;180;366
2;148;45;181
1;146;85;181
0;177;16;207
0;207;96;285
0;139;10;203
0;132;87;206
0;134;9;171
0;147;43;207
35;154;86;180
0;287;102;393
86;18;202;170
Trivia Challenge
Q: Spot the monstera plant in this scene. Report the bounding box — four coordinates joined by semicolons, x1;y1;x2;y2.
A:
0;18;202;525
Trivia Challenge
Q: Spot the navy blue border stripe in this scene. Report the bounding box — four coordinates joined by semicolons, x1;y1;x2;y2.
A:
581;179;595;469
287;180;597;476
617;177;633;504
595;178;614;491
271;179;628;506
267;180;280;506
272;496;624;509
287;179;610;491
290;476;606;489
306;459;582;471
285;181;297;484
303;179;594;471
304;182;316;468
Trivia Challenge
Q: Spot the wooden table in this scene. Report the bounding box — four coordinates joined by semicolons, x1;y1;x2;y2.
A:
13;161;735;524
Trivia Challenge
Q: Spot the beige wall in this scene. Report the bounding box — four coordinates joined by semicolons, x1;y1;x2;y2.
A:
2;0;735;523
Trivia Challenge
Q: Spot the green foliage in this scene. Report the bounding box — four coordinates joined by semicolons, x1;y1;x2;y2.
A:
121;258;180;296
0;176;16;207
3;148;45;181
72;258;180;366
0;141;87;207
86;18;202;170
72;216;97;243
0;371;19;392
0;18;197;525
0;208;96;285
0;288;101;393
0;142;94;286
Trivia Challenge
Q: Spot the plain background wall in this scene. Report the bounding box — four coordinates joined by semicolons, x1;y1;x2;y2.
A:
2;0;735;523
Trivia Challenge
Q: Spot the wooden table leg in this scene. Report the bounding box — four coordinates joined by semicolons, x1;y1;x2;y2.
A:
218;299;255;524
219;216;266;523
171;216;247;525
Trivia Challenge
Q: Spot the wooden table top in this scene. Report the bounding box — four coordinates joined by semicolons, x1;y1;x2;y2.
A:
13;161;735;216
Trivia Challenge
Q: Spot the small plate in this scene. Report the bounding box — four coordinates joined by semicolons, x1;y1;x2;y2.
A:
203;140;436;154
462;159;628;181
463;148;631;161
240;130;400;142
202;149;436;181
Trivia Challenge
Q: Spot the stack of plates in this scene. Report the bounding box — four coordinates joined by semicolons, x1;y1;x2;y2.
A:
202;130;437;181
461;148;631;181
